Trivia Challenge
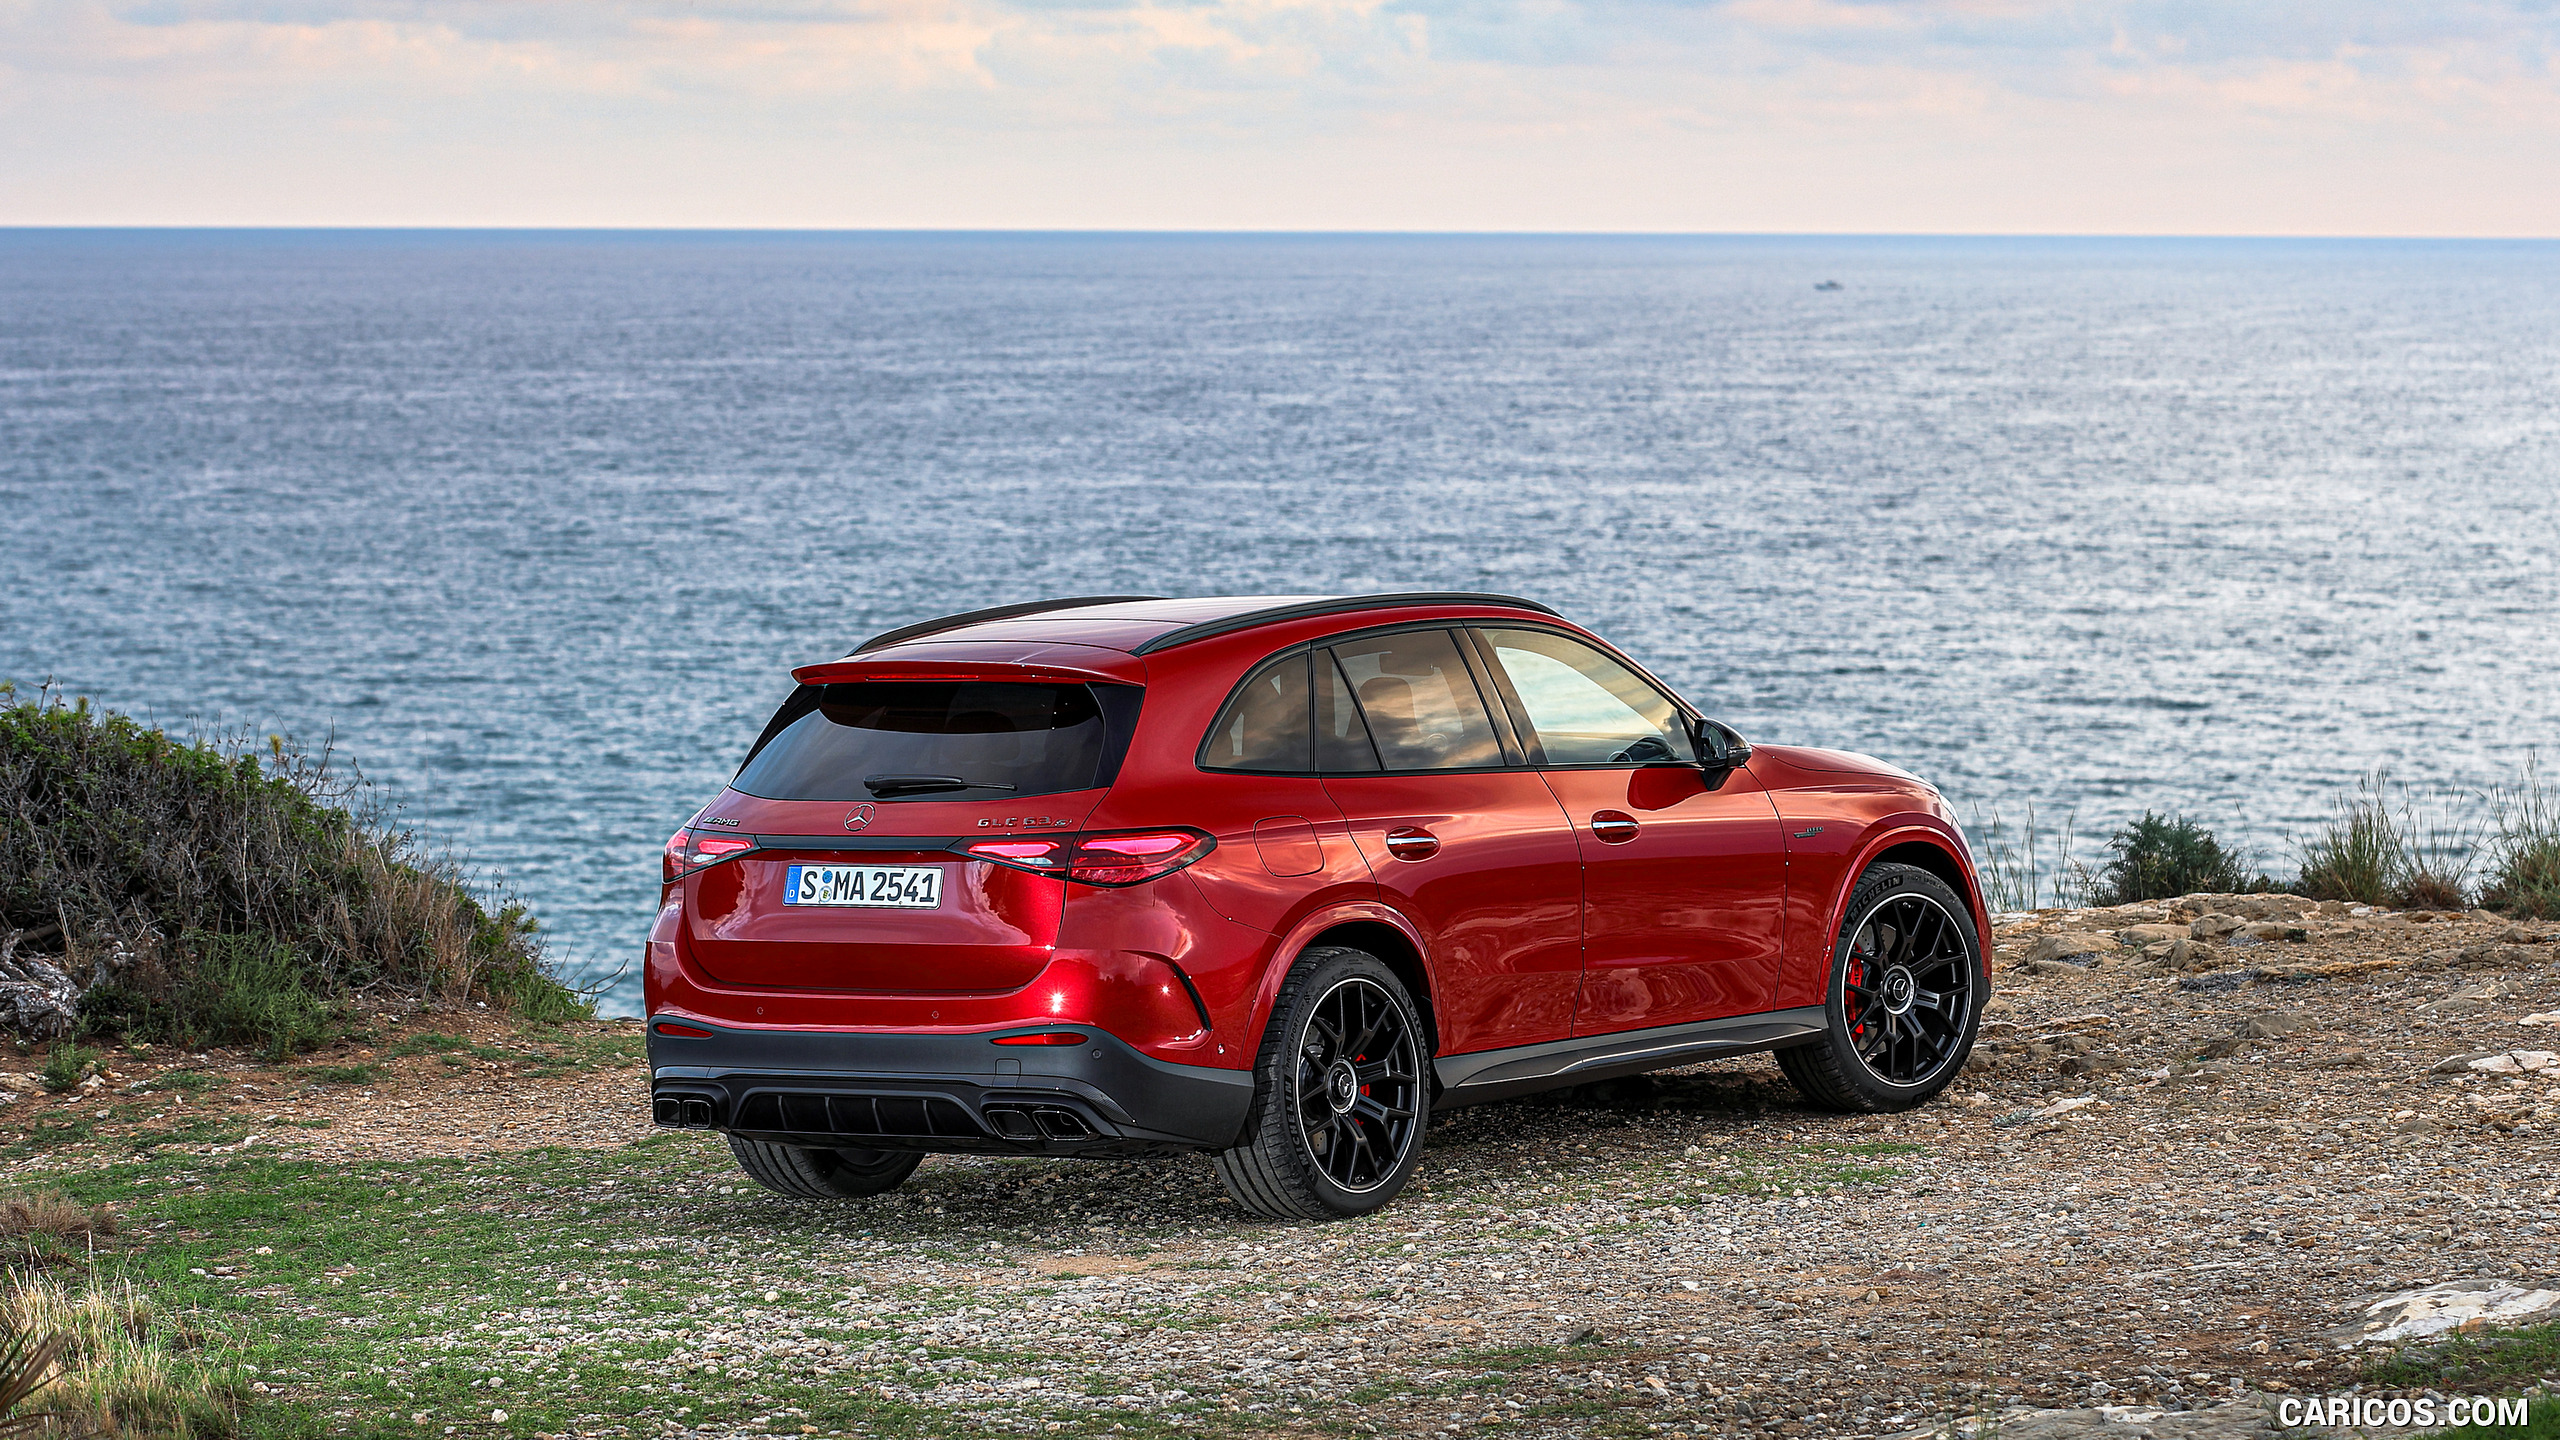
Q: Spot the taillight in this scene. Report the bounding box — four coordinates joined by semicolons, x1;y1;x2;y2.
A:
1069;829;1214;886
960;829;1214;888
960;837;1072;873
663;827;757;881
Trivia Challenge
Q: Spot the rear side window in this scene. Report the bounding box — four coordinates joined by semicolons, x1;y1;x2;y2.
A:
1201;653;1312;773
1329;630;1505;771
734;681;1122;803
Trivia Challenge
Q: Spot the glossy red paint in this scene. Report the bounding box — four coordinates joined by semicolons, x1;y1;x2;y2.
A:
642;595;1983;1093
1542;763;1790;1035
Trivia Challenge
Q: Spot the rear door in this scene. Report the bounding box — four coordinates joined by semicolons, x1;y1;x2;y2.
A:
1315;627;1585;1056
1470;626;1789;1033
682;677;1133;993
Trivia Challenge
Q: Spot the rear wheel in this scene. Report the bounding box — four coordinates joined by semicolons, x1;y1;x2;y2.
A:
727;1136;923;1198
1214;947;1430;1220
1778;862;1983;1112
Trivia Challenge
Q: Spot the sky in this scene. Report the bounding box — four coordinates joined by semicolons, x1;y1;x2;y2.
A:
3;0;2557;233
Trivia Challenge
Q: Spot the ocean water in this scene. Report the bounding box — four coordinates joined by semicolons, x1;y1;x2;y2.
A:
4;230;2557;1011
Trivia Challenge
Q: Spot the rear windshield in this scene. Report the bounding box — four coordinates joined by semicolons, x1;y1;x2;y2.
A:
732;681;1135;803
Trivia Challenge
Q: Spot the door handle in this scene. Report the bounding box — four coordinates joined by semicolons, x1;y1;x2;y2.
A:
1590;811;1639;844
1384;827;1441;862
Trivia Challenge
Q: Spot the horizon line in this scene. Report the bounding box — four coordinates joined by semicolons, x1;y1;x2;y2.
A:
3;225;2558;243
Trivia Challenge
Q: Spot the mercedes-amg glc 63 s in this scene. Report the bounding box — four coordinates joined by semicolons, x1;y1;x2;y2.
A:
646;594;1988;1219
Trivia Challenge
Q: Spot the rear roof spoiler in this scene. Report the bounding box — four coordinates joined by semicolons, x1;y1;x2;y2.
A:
850;596;1164;655
1128;592;1558;656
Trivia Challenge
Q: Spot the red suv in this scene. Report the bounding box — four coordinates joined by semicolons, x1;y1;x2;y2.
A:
646;594;1987;1219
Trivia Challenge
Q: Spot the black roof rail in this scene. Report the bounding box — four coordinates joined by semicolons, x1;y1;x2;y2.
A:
1128;593;1559;657
850;596;1166;655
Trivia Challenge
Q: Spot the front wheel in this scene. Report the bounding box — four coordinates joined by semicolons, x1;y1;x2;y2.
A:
1214;947;1431;1220
1778;862;1984;1112
727;1137;923;1198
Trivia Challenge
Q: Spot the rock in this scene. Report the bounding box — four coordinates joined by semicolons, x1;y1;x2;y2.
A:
2239;1011;2319;1039
2236;922;2309;943
2452;943;2550;969
1883;1397;2286;1439
2466;1050;2558;1074
2176;970;2252;994
2324;1278;2560;1347
2120;923;2191;946
2191;914;2247;941
2420;980;2522;1015
2031;1096;2099;1119
2024;933;2117;967
0;933;82;1041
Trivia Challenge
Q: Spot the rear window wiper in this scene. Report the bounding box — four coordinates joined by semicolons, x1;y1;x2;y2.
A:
862;774;1019;798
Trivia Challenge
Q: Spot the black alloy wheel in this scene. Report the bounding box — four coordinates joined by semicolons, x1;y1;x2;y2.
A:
1216;946;1431;1219
1779;862;1984;1112
1841;890;1976;1085
1292;975;1425;1192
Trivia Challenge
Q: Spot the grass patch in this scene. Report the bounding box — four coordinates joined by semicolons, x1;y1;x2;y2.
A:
26;1143;1290;1440
304;1064;380;1086
2365;1319;2560;1394
139;1069;222;1097
2299;773;2481;910
2486;754;2560;920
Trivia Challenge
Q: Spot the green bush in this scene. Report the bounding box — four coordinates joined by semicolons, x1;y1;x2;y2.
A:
2091;812;2272;905
0;684;589;1044
39;1042;101;1093
2485;754;2560;920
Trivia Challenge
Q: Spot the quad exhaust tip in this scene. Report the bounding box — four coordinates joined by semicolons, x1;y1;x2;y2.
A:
982;1104;1097;1142
653;1094;721;1128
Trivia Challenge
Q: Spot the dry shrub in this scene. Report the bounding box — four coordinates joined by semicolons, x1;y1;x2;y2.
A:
0;1195;113;1243
0;1277;240;1439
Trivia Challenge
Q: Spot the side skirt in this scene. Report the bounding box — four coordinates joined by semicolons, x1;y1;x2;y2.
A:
1433;1007;1827;1108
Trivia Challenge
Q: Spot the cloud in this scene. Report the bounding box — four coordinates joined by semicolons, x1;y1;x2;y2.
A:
1;0;2555;227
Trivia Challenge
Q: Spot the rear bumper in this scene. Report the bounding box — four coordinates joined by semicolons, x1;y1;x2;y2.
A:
646;1021;1256;1158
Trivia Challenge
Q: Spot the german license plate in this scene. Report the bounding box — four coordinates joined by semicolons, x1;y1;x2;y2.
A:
782;864;944;909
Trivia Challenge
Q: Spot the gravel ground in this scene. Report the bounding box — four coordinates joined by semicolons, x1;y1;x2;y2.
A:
7;894;2559;1439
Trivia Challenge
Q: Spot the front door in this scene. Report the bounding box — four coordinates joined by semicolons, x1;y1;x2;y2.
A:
1316;627;1586;1057
1471;626;1790;1034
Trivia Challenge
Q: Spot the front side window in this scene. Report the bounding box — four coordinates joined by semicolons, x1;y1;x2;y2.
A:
1201;652;1313;773
1329;630;1505;771
1479;628;1685;765
733;681;1115;802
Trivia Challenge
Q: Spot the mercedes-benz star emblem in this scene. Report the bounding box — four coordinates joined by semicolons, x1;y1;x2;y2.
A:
843;803;875;832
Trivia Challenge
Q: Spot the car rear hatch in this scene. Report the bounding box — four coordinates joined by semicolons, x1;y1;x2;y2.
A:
675;656;1141;994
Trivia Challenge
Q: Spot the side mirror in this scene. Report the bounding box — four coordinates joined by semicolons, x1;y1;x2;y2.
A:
1688;716;1746;769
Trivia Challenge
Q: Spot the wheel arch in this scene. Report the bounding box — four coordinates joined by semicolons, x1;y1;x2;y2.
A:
1833;826;1991;969
1252;902;1440;1059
